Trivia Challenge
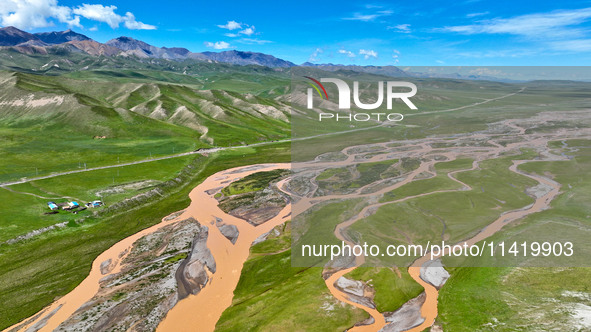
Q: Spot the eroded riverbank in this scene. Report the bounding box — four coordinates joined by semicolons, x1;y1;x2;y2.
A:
5;163;291;332
157;164;291;331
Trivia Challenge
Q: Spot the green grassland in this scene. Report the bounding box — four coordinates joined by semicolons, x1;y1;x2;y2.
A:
291;198;368;267
0;188;58;240
0;155;195;242
216;220;368;331
438;140;591;330
0;143;290;330
216;250;368;332
347;267;424;313
345;150;538;267
222;169;290;196
439;267;591;331
380;158;474;202
314;160;400;195
0;70;291;183
27;155;195;202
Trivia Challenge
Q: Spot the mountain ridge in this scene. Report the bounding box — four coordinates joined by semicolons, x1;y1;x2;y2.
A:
34;29;90;44
0;26;42;46
0;26;516;82
0;26;296;68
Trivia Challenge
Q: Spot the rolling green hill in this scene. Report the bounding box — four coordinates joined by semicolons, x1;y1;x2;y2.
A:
0;69;292;183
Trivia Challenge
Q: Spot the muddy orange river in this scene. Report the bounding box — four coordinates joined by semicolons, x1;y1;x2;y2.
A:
5;138;562;332
6;163;291;332
157;164;291;332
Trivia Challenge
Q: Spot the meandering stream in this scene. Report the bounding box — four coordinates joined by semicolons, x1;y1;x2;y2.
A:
6;116;585;332
314;122;564;332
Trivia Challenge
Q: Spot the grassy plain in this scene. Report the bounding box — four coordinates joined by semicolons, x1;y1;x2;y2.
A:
0;143;290;329
439;140;591;330
222;169;289;196
216;220;368;331
347;267;424;313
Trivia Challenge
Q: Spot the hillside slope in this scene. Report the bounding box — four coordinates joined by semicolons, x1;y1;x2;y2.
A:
0;70;291;182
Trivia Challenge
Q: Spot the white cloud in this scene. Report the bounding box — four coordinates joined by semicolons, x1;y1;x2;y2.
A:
392;50;399;63
388;24;411;33
338;49;355;57
240;26;255;36
308;48;323;62
122;12;155;30
456;49;536;58
72;4;155;30
72;4;119;28
0;0;155;30
441;8;591;39
239;38;271;45
218;21;257;37
0;0;81;29
359;49;378;59
217;20;242;30
549;39;591;52
343;10;392;21
466;11;489;18
204;41;231;49
439;7;591;54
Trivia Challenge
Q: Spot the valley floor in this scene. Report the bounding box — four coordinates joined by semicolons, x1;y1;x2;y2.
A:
6;108;591;332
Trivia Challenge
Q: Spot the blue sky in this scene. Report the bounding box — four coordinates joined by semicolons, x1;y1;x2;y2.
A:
3;0;591;65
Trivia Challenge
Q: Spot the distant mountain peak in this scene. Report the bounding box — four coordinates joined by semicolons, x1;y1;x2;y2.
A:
113;36;134;42
0;26;40;46
109;36;145;44
200;50;295;68
106;36;153;51
3;26;22;32
34;30;90;45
